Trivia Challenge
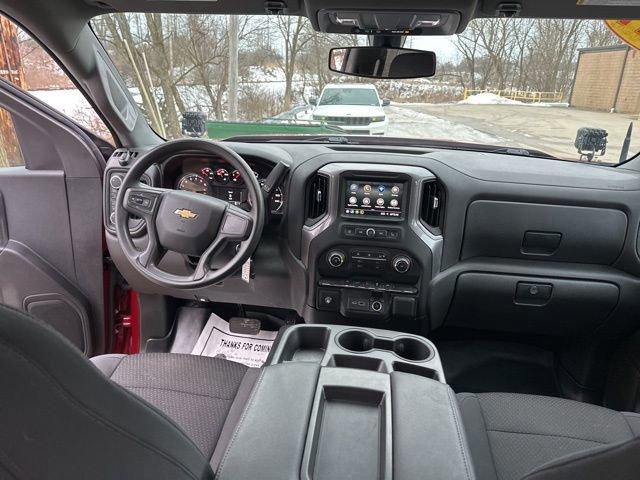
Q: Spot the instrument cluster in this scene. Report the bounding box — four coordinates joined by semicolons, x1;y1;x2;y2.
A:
165;156;285;215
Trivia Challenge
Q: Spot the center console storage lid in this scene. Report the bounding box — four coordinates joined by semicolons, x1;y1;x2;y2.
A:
216;325;475;480
215;362;321;480
392;372;474;480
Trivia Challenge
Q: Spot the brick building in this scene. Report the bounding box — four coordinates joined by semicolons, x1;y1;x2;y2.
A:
570;45;640;114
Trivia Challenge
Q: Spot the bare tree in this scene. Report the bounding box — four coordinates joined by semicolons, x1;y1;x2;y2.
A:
275;16;312;110
227;16;239;121
454;21;482;90
144;13;183;138
586;21;621;48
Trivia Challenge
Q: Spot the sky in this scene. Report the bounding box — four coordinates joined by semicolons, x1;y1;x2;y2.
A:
407;35;459;63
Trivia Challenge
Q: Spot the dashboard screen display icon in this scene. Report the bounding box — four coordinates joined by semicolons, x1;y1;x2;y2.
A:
343;179;405;218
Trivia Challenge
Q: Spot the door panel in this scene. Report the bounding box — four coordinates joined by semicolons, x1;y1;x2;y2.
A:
0;79;107;355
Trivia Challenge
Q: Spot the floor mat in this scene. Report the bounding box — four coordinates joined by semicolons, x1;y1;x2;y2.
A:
191;313;278;368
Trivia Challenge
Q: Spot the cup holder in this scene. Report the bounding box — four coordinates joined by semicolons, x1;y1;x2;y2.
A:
337;330;375;353
337;330;432;362
392;337;431;362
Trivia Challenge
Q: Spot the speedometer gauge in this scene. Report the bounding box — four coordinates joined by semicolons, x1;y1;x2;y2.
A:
177;173;212;195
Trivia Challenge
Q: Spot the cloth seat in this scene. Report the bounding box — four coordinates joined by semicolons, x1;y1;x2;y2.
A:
91;352;251;459
457;392;640;480
0;303;253;479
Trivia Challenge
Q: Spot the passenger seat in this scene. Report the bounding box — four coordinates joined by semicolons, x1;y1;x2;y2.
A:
457;392;640;480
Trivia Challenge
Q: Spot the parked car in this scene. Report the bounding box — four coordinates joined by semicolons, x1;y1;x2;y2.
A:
311;83;390;135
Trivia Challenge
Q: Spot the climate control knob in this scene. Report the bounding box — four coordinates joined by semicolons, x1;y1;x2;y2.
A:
327;250;346;268
392;255;412;274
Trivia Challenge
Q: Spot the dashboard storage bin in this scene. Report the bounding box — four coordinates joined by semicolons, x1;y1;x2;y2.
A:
445;272;619;336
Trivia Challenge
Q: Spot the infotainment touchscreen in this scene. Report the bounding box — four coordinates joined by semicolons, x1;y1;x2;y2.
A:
343;179;405;218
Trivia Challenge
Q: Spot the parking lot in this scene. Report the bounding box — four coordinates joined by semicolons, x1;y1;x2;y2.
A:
387;103;640;163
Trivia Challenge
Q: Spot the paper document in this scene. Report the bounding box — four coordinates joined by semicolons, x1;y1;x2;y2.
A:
192;313;278;368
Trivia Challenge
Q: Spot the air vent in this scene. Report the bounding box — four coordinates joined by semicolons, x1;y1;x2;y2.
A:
421;180;445;234
306;174;329;225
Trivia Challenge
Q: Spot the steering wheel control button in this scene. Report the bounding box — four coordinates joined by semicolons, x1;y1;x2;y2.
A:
392;255;412;273
221;212;250;239
327;250;346;268
127;193;155;213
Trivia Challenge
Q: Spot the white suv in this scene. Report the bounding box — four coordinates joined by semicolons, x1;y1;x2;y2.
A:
311;84;389;135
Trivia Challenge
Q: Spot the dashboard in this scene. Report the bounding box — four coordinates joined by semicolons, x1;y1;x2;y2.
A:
162;154;285;216
104;142;640;364
102;141;640;407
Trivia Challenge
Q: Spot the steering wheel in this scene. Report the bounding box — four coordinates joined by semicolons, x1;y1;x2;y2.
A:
115;139;265;289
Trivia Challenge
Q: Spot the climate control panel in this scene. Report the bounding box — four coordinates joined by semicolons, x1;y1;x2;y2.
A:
319;246;418;280
316;245;420;320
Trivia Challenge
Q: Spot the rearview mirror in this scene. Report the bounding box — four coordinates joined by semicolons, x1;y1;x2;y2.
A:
329;47;436;79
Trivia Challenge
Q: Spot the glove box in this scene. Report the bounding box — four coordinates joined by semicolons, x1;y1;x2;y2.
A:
445;272;619;336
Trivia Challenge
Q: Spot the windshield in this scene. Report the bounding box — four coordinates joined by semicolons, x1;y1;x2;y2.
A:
92;14;639;164
319;88;380;106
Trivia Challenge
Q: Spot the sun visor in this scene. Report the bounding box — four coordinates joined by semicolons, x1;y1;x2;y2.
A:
317;10;461;36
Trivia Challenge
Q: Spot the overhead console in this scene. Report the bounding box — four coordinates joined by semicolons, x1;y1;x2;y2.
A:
317;10;461;36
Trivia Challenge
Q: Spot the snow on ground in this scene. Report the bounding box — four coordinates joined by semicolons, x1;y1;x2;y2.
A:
459;92;569;108
458;92;524;106
30;89;95;118
385;105;505;145
29;88;507;146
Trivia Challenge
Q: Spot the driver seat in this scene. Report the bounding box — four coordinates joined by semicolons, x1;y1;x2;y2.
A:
0;304;257;479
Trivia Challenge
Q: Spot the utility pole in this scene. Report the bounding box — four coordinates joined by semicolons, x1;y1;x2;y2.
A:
227;15;239;121
0;17;26;167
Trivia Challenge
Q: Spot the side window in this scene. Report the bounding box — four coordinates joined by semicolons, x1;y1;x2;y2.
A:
0;106;24;167
0;14;113;165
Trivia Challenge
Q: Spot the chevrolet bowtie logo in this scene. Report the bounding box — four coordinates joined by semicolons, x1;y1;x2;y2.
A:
174;208;198;220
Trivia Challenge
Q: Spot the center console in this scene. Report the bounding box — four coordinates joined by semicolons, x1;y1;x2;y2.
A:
303;163;442;329
214;324;474;480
